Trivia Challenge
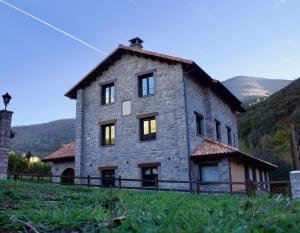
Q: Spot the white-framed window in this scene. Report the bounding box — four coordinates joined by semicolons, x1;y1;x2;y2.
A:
200;164;220;182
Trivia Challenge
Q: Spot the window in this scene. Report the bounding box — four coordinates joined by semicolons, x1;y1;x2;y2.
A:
252;167;257;182
102;83;115;105
138;73;154;97
122;100;131;116
140;117;156;141
200;164;220;182
141;166;158;187
244;165;250;180
101;124;115;146
215;119;221;140
196;114;204;136
101;169;115;187
226;126;232;145
233;133;236;147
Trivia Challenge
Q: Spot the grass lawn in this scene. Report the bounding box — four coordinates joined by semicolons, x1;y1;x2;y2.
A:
0;180;299;233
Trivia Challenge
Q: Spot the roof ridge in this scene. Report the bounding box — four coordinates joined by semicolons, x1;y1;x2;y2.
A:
203;138;238;151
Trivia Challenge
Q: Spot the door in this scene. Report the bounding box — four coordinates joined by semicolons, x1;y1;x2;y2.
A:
141;167;158;187
101;170;115;187
61;168;74;184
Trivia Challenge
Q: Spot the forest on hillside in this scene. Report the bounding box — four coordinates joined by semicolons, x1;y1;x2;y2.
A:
238;78;300;179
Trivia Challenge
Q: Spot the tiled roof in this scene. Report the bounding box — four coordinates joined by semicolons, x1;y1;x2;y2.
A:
42;142;75;162
192;139;277;169
64;43;245;113
192;138;237;156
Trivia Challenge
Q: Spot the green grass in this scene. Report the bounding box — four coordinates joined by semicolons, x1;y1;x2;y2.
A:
0;180;299;233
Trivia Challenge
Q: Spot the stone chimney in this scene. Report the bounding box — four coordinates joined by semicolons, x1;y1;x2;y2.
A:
0;110;13;179
129;37;144;49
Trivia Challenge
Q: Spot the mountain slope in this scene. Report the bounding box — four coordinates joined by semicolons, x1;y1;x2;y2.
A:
11;119;75;157
238;78;300;179
223;76;291;102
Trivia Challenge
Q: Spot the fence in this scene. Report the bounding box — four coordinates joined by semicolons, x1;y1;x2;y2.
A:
8;173;292;198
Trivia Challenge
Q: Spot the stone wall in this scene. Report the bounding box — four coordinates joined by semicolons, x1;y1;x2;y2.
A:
75;54;190;189
290;171;300;199
0;110;13;180
51;161;75;183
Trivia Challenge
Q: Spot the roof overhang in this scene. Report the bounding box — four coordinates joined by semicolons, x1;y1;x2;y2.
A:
42;156;75;163
192;151;277;170
65;44;245;113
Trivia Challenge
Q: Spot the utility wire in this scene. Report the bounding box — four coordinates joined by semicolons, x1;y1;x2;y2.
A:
0;0;107;55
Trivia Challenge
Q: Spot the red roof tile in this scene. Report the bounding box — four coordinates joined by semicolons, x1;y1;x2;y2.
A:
64;44;245;113
192;139;277;169
42;142;75;162
192;138;237;156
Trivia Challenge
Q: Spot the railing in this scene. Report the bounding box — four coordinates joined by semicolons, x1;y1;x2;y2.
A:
7;173;292;198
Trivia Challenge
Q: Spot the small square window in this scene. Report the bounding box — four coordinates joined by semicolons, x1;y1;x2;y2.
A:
200;164;220;182
122;100;131;116
102;83;115;105
140;117;156;141
138;73;154;97
101;124;115;146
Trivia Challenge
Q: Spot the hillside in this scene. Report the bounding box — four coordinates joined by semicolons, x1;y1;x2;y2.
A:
11;119;75;157
222;76;291;103
238;78;300;179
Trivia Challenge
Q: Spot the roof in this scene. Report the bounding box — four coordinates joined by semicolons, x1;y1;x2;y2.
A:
192;139;277;169
42;142;75;162
65;44;245;113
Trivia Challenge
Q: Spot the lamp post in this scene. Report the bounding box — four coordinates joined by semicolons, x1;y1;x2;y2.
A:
2;93;12;111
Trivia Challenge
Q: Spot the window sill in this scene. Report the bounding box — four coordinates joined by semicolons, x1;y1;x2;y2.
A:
138;94;155;99
139;139;157;143
197;133;204;138
101;102;115;106
100;144;115;148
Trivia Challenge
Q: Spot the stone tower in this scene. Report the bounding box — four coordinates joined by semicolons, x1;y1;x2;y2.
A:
0;110;13;179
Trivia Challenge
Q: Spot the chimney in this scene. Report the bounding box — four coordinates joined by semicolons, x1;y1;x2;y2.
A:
129;37;143;49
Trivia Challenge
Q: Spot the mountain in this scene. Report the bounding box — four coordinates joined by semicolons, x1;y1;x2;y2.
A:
222;76;292;103
11;119;75;157
238;78;300;179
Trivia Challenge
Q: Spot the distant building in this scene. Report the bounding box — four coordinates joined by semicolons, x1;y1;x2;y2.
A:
43;38;277;191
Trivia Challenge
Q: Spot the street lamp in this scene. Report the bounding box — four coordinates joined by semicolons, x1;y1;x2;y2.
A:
2;93;12;111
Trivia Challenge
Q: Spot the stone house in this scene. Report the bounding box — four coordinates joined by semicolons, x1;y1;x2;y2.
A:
43;38;276;191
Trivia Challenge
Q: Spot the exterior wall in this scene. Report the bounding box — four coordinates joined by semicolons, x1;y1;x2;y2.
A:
0;110;13;180
51;161;75;183
192;158;231;192
75;54;190;189
230;159;245;191
184;74;239;154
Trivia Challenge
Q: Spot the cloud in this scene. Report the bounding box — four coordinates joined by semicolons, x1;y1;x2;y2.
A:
278;0;286;4
287;39;295;44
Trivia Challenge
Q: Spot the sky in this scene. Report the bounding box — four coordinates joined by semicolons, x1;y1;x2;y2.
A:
0;0;299;126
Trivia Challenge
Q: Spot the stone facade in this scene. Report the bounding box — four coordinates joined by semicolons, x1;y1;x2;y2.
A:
0;110;13;180
51;161;74;183
290;171;300;199
73;52;239;190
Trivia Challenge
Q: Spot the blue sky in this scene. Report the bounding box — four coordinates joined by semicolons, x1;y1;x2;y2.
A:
0;0;299;126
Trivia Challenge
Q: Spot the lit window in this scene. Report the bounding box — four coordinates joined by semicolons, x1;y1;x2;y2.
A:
140;117;156;141
101;124;115;146
102;83;115;105
200;164;220;182
139;73;154;97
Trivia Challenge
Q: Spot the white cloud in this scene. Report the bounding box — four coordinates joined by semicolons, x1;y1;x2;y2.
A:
287;39;295;44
